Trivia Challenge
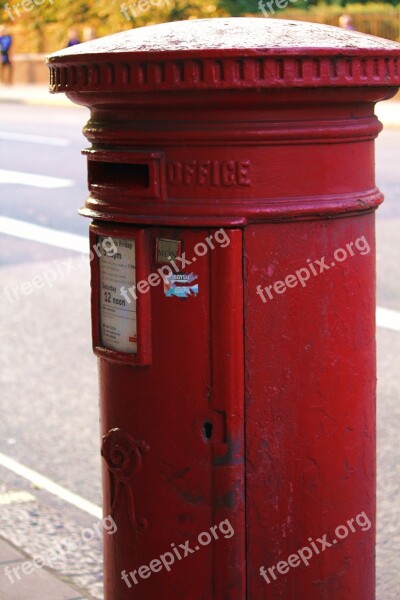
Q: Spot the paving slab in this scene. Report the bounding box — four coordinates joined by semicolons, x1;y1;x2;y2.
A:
0;540;23;564
0;538;90;599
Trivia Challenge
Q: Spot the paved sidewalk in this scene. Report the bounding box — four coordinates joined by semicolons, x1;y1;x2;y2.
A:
0;85;77;108
376;99;400;129
0;538;90;600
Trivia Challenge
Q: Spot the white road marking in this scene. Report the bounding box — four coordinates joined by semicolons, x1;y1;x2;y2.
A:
0;169;73;189
0;452;102;519
0;490;36;505
376;307;400;333
0;216;89;253
0;131;70;147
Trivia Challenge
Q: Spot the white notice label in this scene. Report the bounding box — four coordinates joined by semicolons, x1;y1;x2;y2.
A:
99;237;137;354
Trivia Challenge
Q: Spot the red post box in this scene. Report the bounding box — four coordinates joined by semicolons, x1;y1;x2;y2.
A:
48;18;400;600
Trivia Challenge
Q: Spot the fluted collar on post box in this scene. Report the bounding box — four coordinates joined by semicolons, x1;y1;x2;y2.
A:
48;18;400;95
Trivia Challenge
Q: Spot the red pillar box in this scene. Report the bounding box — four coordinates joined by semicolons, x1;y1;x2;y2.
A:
48;18;400;600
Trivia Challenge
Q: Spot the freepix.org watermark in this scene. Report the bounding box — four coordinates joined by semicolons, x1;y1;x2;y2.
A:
3;237;117;305
120;0;174;22
260;511;371;585
258;0;298;17
3;0;54;22
4;515;117;585
120;228;230;304
256;235;371;303
121;518;235;588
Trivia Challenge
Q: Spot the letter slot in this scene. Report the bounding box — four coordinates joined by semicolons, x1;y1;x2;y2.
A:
85;150;166;201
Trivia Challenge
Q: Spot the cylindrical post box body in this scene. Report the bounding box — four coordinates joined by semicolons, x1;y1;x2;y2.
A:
48;18;400;600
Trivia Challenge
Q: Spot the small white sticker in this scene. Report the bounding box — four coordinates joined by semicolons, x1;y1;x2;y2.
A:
99;237;137;353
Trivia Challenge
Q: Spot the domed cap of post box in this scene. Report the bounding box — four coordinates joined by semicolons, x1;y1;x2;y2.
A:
47;18;400;95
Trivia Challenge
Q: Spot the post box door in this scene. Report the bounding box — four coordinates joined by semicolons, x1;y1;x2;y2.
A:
94;226;245;599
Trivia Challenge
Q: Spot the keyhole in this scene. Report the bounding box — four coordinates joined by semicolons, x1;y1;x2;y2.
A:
203;422;213;440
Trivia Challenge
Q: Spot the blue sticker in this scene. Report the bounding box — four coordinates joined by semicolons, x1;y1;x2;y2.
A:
164;273;199;298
